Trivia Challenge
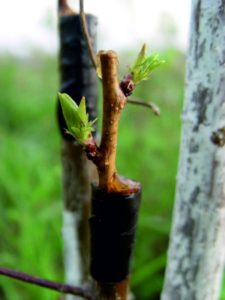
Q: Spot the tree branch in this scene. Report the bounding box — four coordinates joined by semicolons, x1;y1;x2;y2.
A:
79;0;97;69
88;51;140;195
58;0;75;16
0;267;93;300
127;98;160;116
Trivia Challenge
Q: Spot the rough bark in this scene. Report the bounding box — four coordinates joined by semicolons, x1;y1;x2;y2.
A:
161;1;225;300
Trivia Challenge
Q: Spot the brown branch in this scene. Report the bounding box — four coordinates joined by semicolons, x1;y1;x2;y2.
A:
0;267;93;300
98;51;124;191
58;0;76;16
87;51;140;195
127;98;160;116
79;0;97;69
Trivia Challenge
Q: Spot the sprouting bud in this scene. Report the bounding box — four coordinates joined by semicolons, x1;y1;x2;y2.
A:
120;74;135;97
58;93;97;145
130;44;165;85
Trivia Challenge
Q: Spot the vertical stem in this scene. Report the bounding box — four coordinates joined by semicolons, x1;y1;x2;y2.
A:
97;51;127;192
95;51;140;195
91;52;130;300
99;51;120;189
58;6;98;299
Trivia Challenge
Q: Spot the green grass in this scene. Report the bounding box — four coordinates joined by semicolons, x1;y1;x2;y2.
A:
0;53;63;300
0;48;184;299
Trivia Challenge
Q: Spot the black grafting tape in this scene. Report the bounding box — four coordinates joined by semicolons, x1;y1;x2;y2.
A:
90;184;141;283
58;14;98;140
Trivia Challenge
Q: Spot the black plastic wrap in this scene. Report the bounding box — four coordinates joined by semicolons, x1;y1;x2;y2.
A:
58;14;98;140
90;184;141;283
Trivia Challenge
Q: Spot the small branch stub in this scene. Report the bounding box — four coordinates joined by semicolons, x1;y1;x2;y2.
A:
211;127;225;147
127;98;160;116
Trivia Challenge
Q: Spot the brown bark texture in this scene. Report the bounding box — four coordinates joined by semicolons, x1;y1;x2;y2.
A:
90;51;140;196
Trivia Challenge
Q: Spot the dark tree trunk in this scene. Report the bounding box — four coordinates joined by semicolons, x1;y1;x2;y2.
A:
57;11;98;299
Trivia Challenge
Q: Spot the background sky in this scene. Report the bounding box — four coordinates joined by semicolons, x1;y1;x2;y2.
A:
0;0;191;55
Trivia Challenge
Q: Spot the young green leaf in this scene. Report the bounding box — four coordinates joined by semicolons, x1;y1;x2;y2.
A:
130;44;165;85
58;92;96;145
132;43;147;69
58;93;79;132
78;97;88;124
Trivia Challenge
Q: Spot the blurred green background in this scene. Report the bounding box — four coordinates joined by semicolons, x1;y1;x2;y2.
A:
0;47;185;300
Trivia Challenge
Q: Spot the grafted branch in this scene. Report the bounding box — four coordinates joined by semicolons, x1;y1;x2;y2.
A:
87;51;140;195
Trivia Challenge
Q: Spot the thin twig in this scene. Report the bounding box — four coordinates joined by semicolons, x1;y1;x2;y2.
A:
127;98;160;116
79;0;97;69
0;267;93;300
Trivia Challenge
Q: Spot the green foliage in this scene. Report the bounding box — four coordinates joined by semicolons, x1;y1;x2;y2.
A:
3;47;225;300
0;53;62;300
58;93;96;144
0;48;198;300
130;44;165;84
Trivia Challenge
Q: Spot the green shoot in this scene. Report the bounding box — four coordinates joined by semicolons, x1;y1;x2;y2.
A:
130;44;165;85
58;93;96;145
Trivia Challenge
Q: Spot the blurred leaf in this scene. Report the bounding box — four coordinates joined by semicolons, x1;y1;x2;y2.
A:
139;215;171;235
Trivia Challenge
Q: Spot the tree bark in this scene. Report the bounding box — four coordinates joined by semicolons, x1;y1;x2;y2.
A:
57;9;98;300
161;1;225;300
93;279;129;300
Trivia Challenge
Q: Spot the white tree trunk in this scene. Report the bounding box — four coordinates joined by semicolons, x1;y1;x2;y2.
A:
161;1;225;300
62;142;97;300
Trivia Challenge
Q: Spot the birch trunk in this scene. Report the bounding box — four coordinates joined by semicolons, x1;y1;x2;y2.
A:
161;1;225;299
